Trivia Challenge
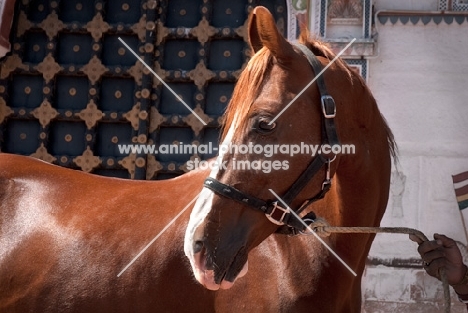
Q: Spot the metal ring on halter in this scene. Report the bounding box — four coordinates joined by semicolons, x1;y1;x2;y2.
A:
300;218;332;237
298;218;317;235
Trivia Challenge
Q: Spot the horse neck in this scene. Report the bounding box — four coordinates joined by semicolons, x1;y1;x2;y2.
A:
318;78;391;226
331;82;392;228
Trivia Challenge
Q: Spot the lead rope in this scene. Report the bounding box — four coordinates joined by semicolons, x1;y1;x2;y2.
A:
308;219;451;313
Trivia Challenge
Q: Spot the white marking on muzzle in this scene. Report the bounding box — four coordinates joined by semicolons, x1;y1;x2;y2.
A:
184;116;238;278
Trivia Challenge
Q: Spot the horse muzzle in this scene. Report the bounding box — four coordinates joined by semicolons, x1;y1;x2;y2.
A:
190;241;249;290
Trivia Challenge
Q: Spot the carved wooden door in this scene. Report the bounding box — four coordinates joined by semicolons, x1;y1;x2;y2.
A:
0;0;288;179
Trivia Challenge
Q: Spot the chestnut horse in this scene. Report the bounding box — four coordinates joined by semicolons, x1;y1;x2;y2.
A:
184;6;395;312
0;7;394;313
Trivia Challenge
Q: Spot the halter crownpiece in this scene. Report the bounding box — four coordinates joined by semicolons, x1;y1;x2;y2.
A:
203;43;340;235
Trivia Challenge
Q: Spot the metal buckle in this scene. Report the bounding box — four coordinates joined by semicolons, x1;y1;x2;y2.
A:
322;157;334;190
322;179;332;191
321;95;336;119
265;201;289;226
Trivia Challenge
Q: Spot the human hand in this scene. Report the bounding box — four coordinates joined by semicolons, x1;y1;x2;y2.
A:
410;233;467;290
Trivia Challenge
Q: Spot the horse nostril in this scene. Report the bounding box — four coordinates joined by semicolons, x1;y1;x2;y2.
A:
193;240;204;254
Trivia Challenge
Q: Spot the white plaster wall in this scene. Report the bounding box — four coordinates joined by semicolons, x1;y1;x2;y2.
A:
368;18;468;259
361;17;468;312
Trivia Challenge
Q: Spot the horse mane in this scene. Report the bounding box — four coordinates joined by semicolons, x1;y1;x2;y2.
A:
297;31;352;80
220;47;273;142
221;31;397;160
297;32;398;160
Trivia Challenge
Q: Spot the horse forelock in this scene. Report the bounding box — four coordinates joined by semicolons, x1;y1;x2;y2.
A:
221;48;273;143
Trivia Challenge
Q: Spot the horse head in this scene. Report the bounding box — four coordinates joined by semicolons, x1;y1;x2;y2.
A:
184;6;394;291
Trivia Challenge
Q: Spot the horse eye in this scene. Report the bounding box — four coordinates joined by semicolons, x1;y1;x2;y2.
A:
256;120;276;133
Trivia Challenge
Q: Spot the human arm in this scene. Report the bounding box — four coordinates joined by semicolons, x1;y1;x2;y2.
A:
410;233;468;303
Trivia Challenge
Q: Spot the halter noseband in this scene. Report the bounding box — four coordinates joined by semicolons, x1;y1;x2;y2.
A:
203;43;340;235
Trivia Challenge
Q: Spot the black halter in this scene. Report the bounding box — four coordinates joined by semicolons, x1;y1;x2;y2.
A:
203;43;340;235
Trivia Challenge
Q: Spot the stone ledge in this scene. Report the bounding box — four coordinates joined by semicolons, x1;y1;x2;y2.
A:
325;39;375;58
377;11;468;26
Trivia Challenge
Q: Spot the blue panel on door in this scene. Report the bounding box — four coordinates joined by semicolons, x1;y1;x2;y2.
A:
157;127;194;162
159;83;196;114
27;0;51;23
55;75;89;110
208;40;245;70
24;30;47;64
212;1;248;27
10;75;44;108
59;0;95;23
102;34;139;66
57;33;93;65
163;40;199;70
105;0;141;24
48;121;86;155
95;122;133;156
205;83;233;115
3;119;41;154
100;77;135;111
165;0;202;27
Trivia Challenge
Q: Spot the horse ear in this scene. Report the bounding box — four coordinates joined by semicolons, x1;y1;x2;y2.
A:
248;6;295;60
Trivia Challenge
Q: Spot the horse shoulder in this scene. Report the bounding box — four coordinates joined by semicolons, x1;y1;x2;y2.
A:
0;155;25;224
0;175;16;225
0;176;15;199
